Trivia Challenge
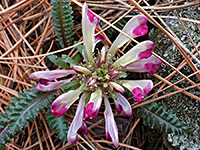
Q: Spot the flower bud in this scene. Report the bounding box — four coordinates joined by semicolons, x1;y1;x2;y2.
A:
109;82;125;94
72;66;92;75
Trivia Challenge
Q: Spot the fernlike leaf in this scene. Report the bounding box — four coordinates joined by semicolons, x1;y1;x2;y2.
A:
0;87;55;148
136;102;189;135
51;0;74;48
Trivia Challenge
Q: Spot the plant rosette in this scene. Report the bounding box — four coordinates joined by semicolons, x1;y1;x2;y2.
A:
29;2;162;147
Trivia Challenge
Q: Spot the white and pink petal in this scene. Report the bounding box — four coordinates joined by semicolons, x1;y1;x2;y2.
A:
35;78;72;92
82;3;99;61
50;86;83;117
95;32;105;45
114;93;132;117
113;41;154;68
108;70;121;80
29;70;76;82
67;93;88;144
109;82;125;94
104;96;119;147
72;65;92;75
121;80;153;102
108;15;148;57
122;55;162;74
84;88;102;120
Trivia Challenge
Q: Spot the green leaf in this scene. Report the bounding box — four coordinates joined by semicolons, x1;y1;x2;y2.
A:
48;55;70;69
62;54;78;66
75;42;83;54
72;53;82;64
51;0;74;48
136;102;189;135
46;102;68;141
0;87;55;148
60;80;80;89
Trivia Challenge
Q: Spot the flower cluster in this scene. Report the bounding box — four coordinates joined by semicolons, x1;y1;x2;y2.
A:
29;3;161;147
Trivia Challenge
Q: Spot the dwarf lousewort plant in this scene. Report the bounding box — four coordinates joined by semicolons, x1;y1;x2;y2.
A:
29;3;162;147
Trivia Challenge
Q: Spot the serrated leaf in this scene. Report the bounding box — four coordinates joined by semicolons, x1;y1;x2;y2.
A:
0;87;55;147
136;102;189;135
51;0;74;48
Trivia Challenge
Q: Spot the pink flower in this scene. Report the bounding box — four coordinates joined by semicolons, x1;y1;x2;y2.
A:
36;78;72;92
50;86;83;117
29;70;75;82
113;41;154;68
84;88;102;120
72;66;92;75
108;15;148;57
104;96;119;147
68;93;88;144
29;70;76;91
121;80;153;102
109;82;125;94
122;55;162;74
114;93;132;117
82;2;99;61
